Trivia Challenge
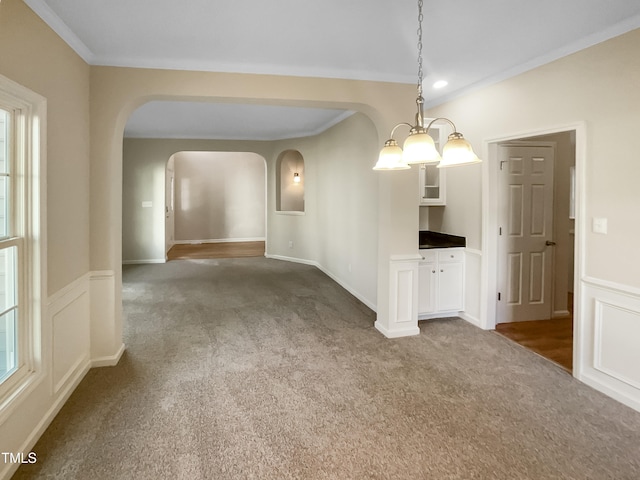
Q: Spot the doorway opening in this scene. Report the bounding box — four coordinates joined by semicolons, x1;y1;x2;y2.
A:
165;151;267;261
485;129;579;373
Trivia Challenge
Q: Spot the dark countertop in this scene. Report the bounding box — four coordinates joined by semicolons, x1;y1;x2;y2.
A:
419;230;466;249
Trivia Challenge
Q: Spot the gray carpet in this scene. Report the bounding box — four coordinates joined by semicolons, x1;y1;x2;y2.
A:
15;257;640;479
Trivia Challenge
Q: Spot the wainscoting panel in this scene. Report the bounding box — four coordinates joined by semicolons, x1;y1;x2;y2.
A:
461;249;481;327
594;301;640;390
90;270;125;366
579;277;640;412
48;274;91;396
375;256;421;338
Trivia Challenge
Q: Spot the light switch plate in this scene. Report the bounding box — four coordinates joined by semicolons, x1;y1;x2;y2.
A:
592;217;607;234
142;201;152;208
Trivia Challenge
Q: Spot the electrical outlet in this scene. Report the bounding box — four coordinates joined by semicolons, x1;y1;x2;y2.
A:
592;217;608;234
288;240;293;249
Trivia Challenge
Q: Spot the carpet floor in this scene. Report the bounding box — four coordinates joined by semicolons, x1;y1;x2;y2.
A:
14;258;640;479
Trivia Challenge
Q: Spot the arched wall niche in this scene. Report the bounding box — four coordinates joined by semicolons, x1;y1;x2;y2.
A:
276;149;305;213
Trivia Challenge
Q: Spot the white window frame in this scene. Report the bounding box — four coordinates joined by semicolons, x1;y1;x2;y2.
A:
0;74;46;419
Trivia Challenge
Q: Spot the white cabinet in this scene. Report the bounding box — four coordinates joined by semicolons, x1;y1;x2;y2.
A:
419;163;446;206
418;261;436;314
418;248;464;318
418;125;446;206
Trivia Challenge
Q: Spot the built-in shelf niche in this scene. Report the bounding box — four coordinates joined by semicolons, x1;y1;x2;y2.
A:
276;149;305;213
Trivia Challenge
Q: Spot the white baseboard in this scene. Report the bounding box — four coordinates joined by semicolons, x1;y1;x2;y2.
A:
374;321;420;338
122;259;165;265
264;253;318;266
315;265;376;312
458;311;482;327
418;310;462;321
579;371;640;413
265;254;377;312
4;359;90;480
92;343;125;368
174;237;265;245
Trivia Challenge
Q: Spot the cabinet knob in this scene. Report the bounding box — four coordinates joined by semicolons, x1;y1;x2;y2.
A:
432;270;436;273
450;254;454;258
440;269;444;272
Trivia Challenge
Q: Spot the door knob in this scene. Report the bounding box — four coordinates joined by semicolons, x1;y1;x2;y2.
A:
545;240;556;246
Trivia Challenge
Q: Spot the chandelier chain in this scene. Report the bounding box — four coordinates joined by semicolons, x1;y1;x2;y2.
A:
417;0;424;97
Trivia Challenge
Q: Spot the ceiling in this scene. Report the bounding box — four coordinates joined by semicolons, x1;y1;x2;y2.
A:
25;0;640;140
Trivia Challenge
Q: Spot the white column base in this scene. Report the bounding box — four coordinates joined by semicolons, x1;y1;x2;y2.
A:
375;254;422;338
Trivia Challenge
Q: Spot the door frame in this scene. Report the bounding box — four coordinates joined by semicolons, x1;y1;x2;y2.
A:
165;156;175;259
480;122;586;377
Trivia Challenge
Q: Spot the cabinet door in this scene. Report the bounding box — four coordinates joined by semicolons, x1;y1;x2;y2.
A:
419;164;446;206
418;263;436;314
437;262;464;311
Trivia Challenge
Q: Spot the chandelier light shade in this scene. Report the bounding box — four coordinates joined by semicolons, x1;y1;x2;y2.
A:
403;129;441;164
438;133;481;168
373;139;410;170
373;0;480;171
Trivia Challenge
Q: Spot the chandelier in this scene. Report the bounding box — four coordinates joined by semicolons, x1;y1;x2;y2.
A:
373;0;480;171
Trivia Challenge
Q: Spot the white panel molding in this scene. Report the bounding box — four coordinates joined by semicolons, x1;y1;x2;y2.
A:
47;272;90;306
0;275;93;480
6;358;90;480
48;278;91;395
89;270;124;366
462;248;482;327
582;275;640;297
375;256;421;338
578;277;640;412
593;301;640;390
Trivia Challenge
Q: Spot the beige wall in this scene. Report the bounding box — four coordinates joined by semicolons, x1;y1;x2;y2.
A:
427;28;640;289
173;151;266;242
123;113;380;306
268;113;380;306
2;0;640;467
91;65;420;353
427;28;640;410
0;0;90;294
0;1;91;476
122;138;275;263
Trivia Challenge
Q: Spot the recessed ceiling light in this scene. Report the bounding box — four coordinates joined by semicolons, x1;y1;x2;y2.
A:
433;80;448;89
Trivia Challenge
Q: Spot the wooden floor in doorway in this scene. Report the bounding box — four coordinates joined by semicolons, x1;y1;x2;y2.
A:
495;316;573;372
167;241;265;260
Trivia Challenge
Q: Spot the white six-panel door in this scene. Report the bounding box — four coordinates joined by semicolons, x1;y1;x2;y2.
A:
497;144;555;323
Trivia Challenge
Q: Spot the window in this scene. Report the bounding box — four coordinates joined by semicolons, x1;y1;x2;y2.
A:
0;108;18;383
0;74;45;411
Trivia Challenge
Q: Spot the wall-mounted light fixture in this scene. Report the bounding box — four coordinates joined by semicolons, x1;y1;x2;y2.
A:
293;172;301;184
373;0;480;171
